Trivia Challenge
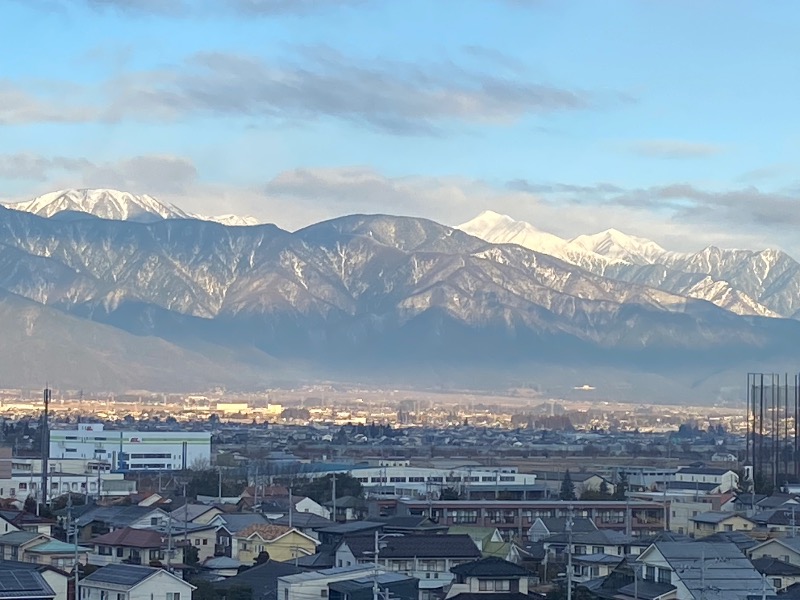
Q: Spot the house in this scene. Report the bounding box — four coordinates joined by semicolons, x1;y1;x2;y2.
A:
532;471;615;498
0;531;89;568
269;512;333;541
635;541;776;600
154;521;218;562
0;560;68;600
277;566;381;600
446;527;521;563
87;527;174;567
79;564;195;600
213;558;303;600
74;506;169;542
376;534;481;596
673;467;738;494
329;572;418;600
231;524;318;564
210;513;269;558
527;517;597;542
543;529;634;560
173;503;224;525
325;496;367;522
447;556;534;598
570;552;623;585
688;511;754;538
749;537;800;567
0;510;56;536
751;508;800;535
751;556;800;593
0;562;56;600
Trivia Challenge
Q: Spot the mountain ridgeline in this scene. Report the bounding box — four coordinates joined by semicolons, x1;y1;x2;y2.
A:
0;191;798;396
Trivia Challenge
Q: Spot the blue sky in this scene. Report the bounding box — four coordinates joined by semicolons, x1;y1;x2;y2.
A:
3;0;800;252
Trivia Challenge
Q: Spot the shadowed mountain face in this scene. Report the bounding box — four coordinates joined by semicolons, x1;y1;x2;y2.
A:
0;204;796;396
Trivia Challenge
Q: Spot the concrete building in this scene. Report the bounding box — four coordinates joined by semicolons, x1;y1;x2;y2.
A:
50;424;210;472
342;465;539;500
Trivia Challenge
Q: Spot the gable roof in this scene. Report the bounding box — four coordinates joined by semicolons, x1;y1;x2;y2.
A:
751;556;800;577
235;523;290;540
643;541;773;600
83;565;159;588
379;534;480;559
74;506;163;528
531;517;597;534
270;513;333;529
0;532;43;547
689;511;751;525
450;557;530;578
0;567;55;599
90;527;164;548
213;513;268;533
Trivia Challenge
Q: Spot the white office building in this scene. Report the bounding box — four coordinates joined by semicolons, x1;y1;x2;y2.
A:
49;423;211;472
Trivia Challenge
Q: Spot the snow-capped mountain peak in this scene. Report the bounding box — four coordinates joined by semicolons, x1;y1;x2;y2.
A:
570;228;669;265
7;189;191;222
5;189;261;226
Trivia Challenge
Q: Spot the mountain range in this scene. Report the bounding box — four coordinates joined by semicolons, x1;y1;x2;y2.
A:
0;189;796;399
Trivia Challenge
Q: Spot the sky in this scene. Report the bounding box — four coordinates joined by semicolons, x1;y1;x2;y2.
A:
3;0;800;253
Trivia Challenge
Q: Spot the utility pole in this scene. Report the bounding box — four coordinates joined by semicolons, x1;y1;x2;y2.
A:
67;493;80;600
373;529;379;600
288;485;293;529
566;505;573;600
217;467;222;503
40;387;51;513
332;473;337;521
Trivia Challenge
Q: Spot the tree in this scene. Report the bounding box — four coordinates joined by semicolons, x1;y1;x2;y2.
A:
599;480;609;495
439;487;461;501
254;550;270;565
559;470;576;501
614;471;629;500
294;473;363;505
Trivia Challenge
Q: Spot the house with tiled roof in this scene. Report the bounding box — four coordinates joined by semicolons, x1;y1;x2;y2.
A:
446;557;535;599
0;531;89;569
87;527;178;568
231;523;318;564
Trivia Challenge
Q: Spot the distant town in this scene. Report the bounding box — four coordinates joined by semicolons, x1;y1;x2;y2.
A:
0;382;790;600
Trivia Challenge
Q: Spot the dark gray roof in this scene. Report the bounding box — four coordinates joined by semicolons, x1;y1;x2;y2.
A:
316;521;384;535
216;513;268;533
667;481;719;491
450;557;530;578
546;529;634;546
617;581;675;600
653;541;771;600
677;467;733;475
448;593;533;600
0;569;55;599
379;534;480;559
532;517;597;534
703;531;759;551
83;564;159;588
328;573;415;593
690;511;747;524
75;506;161;528
213;559;303;600
270;513;333;529
751;557;800;576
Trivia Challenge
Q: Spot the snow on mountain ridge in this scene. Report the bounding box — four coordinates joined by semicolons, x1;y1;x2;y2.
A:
5;189;261;226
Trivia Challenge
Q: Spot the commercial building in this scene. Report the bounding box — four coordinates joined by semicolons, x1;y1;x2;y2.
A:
49;424;211;472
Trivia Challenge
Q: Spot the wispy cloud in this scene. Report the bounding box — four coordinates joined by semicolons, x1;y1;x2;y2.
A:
629;139;724;159
4;49;594;134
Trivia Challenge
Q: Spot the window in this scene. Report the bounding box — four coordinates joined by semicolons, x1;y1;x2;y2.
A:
166;594;180;600
774;579;782;588
117;594;125;600
320;591;327;598
724;524;733;532
645;566;655;581
592;546;604;554
101;592;109;600
657;568;671;584
202;539;208;545
150;517;159;526
99;546;112;556
195;539;200;546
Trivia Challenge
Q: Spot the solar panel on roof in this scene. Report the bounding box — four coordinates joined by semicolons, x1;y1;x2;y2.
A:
0;570;43;591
